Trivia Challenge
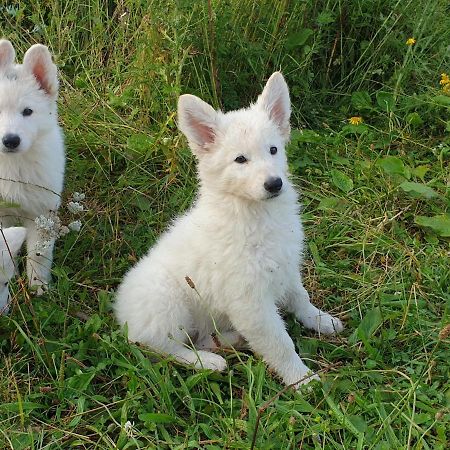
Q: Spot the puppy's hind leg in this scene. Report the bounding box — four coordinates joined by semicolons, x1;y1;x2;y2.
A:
119;281;227;372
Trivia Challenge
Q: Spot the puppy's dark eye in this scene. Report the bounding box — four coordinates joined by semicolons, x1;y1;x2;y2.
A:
234;155;247;164
270;146;277;155
22;108;33;116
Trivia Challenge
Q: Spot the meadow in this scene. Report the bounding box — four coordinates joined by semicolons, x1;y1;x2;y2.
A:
0;0;449;448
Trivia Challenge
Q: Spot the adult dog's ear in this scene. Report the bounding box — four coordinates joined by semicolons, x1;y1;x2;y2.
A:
178;94;218;155
257;72;291;139
23;44;58;98
0;39;16;70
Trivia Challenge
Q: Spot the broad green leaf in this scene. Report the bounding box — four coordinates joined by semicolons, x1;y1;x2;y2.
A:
432;95;450;107
377;156;408;178
67;371;95;392
285;29;313;49
0;402;45;412
127;133;153;153
376;91;395;112
317;11;335;25
317;196;340;210
412;165;429;180
405;112;423;127
399;181;439;199
291;129;323;144
348;415;368;433
349;308;383;345
341;124;369;135
331;169;353;193
415;215;450;237
139;413;177;424
308;241;322;265
351;91;372;111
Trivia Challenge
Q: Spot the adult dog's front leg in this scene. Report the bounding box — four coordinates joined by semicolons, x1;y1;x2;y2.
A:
228;299;319;387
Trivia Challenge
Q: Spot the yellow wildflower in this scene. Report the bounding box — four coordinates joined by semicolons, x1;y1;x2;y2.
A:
406;38;416;46
440;73;450;94
349;116;363;125
440;73;450;86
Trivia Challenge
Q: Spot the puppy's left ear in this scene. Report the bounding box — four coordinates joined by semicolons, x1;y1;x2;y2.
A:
0;39;16;70
23;44;58;98
257;72;291;139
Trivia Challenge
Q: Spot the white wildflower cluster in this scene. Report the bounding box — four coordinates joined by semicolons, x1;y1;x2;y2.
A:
33;192;87;251
35;211;69;251
67;192;87;231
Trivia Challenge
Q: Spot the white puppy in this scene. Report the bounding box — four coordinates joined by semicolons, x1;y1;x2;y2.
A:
0;227;26;314
0;40;65;294
115;72;343;387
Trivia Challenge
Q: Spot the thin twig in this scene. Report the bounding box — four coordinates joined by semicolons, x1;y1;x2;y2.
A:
250;361;342;450
0;176;61;197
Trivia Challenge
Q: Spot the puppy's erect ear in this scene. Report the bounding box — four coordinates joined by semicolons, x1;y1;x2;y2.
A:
178;94;218;154
0;39;16;70
23;44;58;98
257;72;291;139
1;227;26;258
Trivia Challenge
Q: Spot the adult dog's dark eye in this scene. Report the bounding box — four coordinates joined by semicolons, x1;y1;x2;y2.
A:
234;155;247;164
270;146;277;155
22;108;33;116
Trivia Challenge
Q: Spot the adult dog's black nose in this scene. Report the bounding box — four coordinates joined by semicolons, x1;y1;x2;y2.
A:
264;177;283;193
2;134;21;150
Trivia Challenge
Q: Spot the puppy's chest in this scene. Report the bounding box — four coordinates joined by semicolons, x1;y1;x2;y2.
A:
217;218;302;280
0;163;59;218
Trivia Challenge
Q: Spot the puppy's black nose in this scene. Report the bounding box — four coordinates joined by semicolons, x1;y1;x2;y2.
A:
264;177;283;193
2;134;21;150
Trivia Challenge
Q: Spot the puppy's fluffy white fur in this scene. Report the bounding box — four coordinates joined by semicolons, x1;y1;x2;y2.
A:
115;72;343;387
0;227;26;314
0;40;65;293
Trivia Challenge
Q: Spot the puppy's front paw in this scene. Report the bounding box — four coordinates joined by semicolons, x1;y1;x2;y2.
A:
194;351;227;371
316;314;344;336
283;361;321;388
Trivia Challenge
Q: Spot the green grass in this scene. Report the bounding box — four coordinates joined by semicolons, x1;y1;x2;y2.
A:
1;1;449;448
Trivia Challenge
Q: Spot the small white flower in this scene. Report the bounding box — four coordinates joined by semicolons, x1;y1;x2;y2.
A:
60;225;70;236
124;420;134;437
68;220;82;232
72;192;86;202
67;201;84;214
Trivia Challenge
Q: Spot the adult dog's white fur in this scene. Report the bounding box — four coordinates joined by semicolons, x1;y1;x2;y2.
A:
115;72;343;387
0;227;26;314
0;40;64;294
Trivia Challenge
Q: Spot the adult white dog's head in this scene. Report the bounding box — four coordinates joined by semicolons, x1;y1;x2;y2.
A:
0;39;58;155
178;72;291;201
0;227;26;314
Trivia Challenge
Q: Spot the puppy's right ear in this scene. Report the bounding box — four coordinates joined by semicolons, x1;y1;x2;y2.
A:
0;39;16;70
1;227;26;258
23;44;58;99
178;94;217;155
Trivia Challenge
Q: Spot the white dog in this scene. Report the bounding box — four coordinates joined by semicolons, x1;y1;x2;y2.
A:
0;40;65;294
115;72;343;387
0;227;26;314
